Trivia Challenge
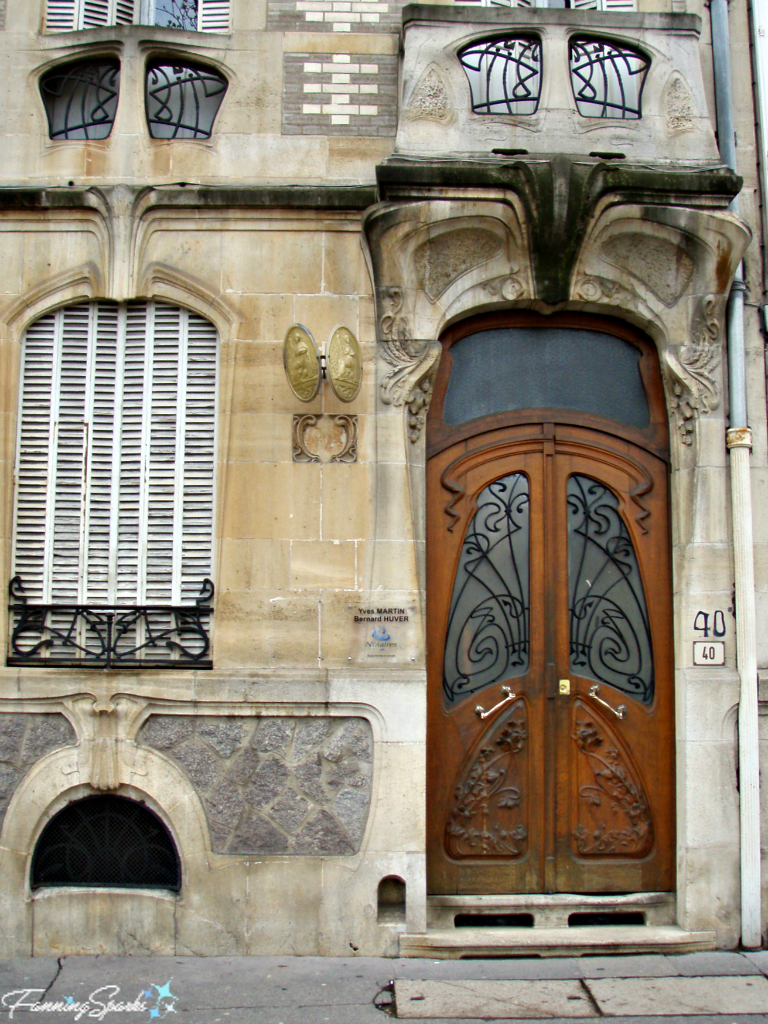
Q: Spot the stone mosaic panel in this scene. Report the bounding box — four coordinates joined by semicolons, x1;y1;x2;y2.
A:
139;715;373;856
283;53;397;137
269;0;404;34
0;714;76;828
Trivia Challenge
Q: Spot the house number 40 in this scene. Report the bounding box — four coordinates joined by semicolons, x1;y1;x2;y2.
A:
692;610;727;666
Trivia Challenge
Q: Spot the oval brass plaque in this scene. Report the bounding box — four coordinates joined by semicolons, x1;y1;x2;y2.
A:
326;325;362;403
284;324;321;402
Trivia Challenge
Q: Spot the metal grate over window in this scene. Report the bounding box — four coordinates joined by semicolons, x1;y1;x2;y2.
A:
40;60;120;140
145;61;228;139
459;36;541;116
569;37;649;119
31;795;181;890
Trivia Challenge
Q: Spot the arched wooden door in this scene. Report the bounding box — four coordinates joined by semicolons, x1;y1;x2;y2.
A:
426;313;675;894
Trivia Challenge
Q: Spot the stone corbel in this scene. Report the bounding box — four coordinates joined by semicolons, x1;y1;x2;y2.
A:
65;694;145;792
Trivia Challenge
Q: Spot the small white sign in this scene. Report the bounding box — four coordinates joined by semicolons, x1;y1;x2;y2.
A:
693;641;725;666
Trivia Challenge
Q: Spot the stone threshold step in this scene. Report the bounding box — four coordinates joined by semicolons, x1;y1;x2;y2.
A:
428;891;674;908
398;925;716;958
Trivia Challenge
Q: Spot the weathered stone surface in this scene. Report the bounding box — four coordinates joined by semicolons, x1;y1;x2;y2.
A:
0;714;75;828
140;715;372;856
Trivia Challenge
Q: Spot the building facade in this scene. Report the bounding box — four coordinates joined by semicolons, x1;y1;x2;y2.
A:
0;0;766;957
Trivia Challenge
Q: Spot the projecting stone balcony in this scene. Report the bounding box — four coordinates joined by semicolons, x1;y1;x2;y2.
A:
395;5;719;164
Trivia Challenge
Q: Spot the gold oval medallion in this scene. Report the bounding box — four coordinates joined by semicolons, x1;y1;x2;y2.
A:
284;324;321;402
326;325;362;404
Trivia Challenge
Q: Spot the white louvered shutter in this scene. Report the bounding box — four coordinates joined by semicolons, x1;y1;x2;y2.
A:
113;0;136;22
198;0;230;32
571;0;637;8
14;300;217;662
45;0;78;31
80;0;111;26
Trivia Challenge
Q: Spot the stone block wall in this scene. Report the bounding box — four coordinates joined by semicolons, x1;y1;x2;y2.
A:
139;715;373;855
0;714;75;829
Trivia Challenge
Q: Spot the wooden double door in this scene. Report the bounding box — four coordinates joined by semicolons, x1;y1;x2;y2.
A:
426;330;675;896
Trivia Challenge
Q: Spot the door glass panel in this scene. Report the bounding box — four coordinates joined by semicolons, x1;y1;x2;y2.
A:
567;475;654;705
444;473;530;708
444;327;649;429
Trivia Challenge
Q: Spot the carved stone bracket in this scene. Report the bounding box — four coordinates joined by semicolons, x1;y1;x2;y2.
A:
293;414;358;463
664;295;722;446
379;336;441;443
91;699;119;792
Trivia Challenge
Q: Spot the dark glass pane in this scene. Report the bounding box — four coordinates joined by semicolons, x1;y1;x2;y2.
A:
569;38;649;120
459;36;541;116
31;795;181;890
146;62;227;139
154;0;198;29
568;475;654;705
40;61;120;141
444;473;529;708
444;327;649;429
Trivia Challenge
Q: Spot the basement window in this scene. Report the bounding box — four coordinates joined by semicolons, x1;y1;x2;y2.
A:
40;60;120;140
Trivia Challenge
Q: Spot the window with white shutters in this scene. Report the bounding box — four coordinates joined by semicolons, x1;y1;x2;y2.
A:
10;300;217;667
45;0;229;32
454;0;635;9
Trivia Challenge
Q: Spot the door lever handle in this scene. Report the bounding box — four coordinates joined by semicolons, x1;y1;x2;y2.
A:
588;684;626;720
475;685;516;720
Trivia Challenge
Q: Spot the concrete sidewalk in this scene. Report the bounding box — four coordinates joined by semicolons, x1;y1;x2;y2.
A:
1;951;767;1024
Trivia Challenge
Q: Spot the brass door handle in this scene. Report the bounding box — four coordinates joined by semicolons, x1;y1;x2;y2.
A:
475;685;516;720
588;684;626;720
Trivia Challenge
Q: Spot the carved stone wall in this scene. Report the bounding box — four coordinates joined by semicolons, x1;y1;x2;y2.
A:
0;714;75;829
139;715;373;856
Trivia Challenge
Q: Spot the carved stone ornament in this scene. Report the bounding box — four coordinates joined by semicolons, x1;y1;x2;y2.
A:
602;233;694;307
406;65;451;124
414;228;502;301
326;325;362;403
664;73;696;136
482;273;525;302
445;701;529;859
379;336;441;444
293;414;358;463
91;699;119;792
284;324;321;402
665;295;721;446
571;703;653;857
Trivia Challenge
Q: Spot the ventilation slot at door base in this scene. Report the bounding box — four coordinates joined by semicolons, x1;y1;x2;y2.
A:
568;911;645;927
455;914;534;928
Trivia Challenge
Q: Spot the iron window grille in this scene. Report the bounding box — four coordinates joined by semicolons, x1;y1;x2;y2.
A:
459;36;542;116
569;37;649;119
31;795;181;891
40;60;120;140
8;576;214;668
145;61;228;139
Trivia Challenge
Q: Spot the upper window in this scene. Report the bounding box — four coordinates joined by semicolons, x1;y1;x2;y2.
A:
44;0;229;33
459;36;542;116
40;59;120;140
569;37;649;119
10;301;217;667
145;61;228;138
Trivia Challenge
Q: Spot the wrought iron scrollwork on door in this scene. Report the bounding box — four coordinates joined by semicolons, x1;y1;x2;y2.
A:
443;473;530;707
567;475;654;705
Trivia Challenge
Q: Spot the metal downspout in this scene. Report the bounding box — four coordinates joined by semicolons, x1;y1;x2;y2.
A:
711;0;762;949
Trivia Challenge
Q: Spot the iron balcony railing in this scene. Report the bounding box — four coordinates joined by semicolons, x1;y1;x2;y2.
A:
8;576;214;668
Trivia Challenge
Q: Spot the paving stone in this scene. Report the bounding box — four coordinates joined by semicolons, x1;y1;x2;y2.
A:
586;975;768;1014
666;950;763;975
577;954;679;978
743;950;768;976
394;979;597;1018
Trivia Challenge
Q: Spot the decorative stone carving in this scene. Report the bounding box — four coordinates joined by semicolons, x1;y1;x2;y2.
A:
406;65;451;124
380;337;441;443
574;274;638;308
139;715;373;855
445;701;528;858
572;704;653;857
293;414;358;463
0;713;75;828
665;295;722;446
664;73;696;135
602;234;694;307
482;273;525;302
414;228;502;301
91;700;119;792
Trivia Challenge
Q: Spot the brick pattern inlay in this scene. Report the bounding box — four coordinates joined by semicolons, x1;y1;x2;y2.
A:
269;0;404;33
140;715;373;856
283;52;397;136
0;714;76;828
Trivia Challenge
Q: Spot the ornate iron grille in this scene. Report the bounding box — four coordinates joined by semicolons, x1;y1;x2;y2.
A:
569;37;649;119
567;475;654;704
145;61;227;139
40;61;120;141
154;0;198;30
444;473;530;707
31;796;181;891
459;37;541;116
8;576;214;668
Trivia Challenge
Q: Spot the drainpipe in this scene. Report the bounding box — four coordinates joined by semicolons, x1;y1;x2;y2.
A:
711;0;761;950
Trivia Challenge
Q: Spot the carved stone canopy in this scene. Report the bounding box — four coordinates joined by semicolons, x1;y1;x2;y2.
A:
363;155;749;446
